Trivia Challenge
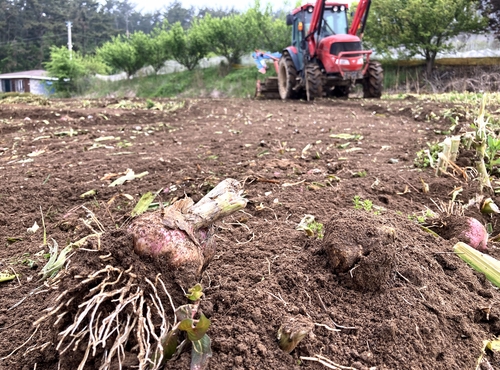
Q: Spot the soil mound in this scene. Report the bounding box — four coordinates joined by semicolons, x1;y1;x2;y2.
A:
24;208;496;370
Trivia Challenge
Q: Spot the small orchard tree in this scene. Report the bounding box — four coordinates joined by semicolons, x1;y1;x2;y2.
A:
259;17;289;52
129;31;155;73
364;0;488;75
246;3;290;52
44;46;108;95
148;24;171;74
97;34;148;79
199;13;257;66
81;54;110;76
166;20;209;71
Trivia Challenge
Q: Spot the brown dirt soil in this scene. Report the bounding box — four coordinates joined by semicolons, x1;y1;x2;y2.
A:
1;96;500;370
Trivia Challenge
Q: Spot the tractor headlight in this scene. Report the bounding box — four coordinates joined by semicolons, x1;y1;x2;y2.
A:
356;57;363;64
340;5;345;11
337;59;349;65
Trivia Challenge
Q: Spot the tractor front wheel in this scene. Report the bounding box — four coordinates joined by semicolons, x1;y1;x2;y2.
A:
305;63;323;100
278;53;298;100
363;61;383;98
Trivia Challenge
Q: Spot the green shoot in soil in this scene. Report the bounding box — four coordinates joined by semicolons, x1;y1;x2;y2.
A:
20;254;38;269
408;209;435;224
414;142;441;168
353;196;374;213
486;135;500;172
353;196;384;215
157;284;212;369
131;189;161;217
40;240;59;280
39;239;75;281
296;215;324;239
354;170;367;178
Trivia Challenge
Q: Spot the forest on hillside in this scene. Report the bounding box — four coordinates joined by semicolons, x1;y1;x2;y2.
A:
3;0;500;85
0;0;245;73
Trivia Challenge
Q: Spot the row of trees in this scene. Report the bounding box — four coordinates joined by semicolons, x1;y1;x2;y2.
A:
365;0;489;75
0;0;240;73
41;0;500;94
44;3;288;93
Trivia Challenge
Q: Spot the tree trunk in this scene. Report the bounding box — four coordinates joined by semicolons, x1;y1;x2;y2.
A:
425;51;437;76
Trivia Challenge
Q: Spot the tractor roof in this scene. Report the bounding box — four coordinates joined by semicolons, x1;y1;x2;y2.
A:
291;2;350;15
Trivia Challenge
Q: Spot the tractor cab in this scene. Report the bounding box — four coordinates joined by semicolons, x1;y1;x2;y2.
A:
287;3;349;39
319;5;349;36
255;0;383;100
287;2;371;79
287;2;367;77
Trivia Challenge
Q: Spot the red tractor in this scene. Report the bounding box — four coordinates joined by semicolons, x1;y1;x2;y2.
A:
256;0;383;100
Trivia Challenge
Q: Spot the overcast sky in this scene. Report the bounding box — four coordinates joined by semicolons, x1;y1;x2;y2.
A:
134;0;295;13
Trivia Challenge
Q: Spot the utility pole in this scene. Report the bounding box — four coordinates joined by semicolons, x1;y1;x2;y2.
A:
66;21;73;60
125;13;130;38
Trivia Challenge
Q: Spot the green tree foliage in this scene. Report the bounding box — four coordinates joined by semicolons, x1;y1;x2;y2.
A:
44;45;108;94
364;0;488;75
129;31;153;66
81;54;110;76
246;2;290;52
166;21;209;71
197;7;238;18
0;0;68;71
45;46;85;85
129;29;170;74
0;0;164;74
148;24;171;74
97;34;147;78
199;13;257;66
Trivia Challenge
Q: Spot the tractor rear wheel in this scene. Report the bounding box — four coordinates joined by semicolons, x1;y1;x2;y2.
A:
305;63;323;100
363;61;383;98
278;53;297;100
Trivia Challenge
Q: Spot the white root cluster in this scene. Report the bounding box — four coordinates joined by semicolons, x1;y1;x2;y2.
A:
37;265;176;370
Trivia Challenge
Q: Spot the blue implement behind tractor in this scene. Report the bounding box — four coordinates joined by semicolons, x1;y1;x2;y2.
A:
252;50;282;74
252;50;282;98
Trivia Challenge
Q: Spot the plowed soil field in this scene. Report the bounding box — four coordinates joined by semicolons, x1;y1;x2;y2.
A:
1;96;500;370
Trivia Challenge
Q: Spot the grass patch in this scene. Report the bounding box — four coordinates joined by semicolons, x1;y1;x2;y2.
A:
382;65;423;91
383;91;500;106
75;60;500;101
80;65;270;99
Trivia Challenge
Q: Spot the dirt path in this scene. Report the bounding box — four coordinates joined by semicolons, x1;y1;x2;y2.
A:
1;96;499;370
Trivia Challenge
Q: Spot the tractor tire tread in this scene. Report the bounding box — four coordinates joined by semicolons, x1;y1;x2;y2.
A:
278;53;298;100
306;63;323;100
363;61;383;98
